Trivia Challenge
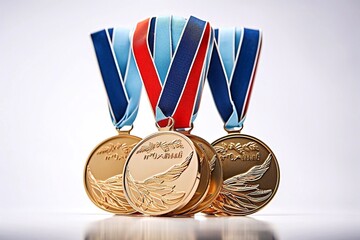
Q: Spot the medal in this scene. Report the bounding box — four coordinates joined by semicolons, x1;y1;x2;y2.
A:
211;134;279;215
123;16;215;216
84;28;142;214
123;120;202;216
206;27;280;215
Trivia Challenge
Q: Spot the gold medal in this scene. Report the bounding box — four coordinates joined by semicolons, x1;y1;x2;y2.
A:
209;133;280;216
123;127;201;216
126;16;213;216
88;27;144;214
84;130;141;214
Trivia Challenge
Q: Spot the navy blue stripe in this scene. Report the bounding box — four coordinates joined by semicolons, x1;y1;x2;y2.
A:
108;28;114;41
91;30;128;122
214;29;219;42
230;28;260;119
157;16;206;117
148;17;156;56
207;42;234;123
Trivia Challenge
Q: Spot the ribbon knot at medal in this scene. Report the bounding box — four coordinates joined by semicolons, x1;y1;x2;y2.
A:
123;16;220;216
84;28;143;214
205;27;280;216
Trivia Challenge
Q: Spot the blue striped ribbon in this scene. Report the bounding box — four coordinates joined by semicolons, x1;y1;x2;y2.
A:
207;27;262;130
145;16;210;125
91;28;142;129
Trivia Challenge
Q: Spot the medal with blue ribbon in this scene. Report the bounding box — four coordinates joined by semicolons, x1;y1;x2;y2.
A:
84;28;143;214
206;27;280;216
123;16;222;216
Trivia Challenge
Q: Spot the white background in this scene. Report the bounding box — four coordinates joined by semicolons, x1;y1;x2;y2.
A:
0;0;359;216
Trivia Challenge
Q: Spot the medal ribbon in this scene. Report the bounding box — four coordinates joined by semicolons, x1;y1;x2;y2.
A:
91;28;142;129
132;16;212;129
207;27;262;130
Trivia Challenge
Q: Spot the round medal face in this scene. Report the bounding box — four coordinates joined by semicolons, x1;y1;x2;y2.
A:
123;131;200;216
170;139;210;215
185;135;223;215
210;134;280;216
84;134;141;214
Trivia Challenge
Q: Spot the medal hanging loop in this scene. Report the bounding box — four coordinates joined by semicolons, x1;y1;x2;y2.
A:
116;125;134;135
176;123;194;134
132;16;212;130
207;28;262;132
156;117;175;131
91;28;142;131
223;124;243;134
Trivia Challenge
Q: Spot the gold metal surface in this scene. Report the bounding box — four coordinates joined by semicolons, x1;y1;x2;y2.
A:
123;131;200;216
209;134;280;216
84;134;141;214
170;141;210;215
185;135;223;215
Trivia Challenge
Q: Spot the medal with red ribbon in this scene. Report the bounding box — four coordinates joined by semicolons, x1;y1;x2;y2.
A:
123;16;222;216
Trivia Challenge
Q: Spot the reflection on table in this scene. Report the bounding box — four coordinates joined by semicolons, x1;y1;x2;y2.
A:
84;214;277;240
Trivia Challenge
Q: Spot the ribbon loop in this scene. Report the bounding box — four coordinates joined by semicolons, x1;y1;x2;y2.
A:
91;28;142;129
208;27;262;129
133;16;212;129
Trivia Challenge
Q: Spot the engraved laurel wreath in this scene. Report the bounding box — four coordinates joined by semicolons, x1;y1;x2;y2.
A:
212;143;273;213
216;154;272;212
87;142;137;212
125;151;193;213
87;167;133;212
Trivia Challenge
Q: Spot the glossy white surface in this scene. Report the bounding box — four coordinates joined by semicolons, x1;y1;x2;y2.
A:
1;213;360;240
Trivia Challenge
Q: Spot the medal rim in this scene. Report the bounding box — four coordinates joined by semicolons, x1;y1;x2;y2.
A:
183;134;223;215
122;130;201;216
211;133;280;216
83;134;142;215
169;139;211;215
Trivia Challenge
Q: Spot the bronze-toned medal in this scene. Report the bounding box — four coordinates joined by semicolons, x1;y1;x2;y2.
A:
84;132;141;214
209;134;279;216
123;129;201;216
206;27;280;215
